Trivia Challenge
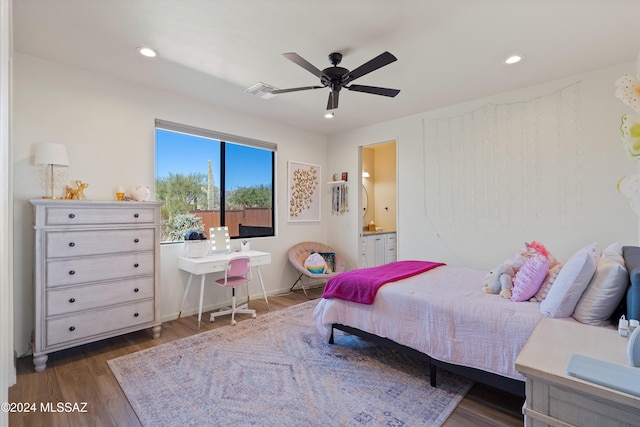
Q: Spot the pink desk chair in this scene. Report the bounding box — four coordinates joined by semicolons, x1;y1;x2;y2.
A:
210;256;256;326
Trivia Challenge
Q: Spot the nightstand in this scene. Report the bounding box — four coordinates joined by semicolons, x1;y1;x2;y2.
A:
515;317;640;426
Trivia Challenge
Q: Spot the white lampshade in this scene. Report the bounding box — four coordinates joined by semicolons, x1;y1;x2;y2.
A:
34;143;69;167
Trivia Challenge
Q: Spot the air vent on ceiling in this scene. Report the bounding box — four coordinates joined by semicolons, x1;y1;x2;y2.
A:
245;82;278;99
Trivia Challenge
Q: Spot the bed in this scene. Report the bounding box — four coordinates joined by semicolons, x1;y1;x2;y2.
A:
313;245;640;398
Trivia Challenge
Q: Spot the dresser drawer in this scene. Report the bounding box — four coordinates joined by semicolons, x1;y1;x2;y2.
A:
46;300;154;347
46;229;155;258
47;276;154;316
45;207;156;225
47;252;154;288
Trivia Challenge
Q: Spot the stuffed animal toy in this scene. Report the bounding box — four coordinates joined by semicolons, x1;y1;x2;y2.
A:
482;263;515;296
484;241;557;299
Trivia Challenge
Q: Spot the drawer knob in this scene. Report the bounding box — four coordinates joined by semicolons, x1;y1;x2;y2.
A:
134;313;139;317
134;263;139;268
68;213;75;219
134;213;139;218
68;270;75;275
134;238;140;243
69;298;75;303
69;326;75;332
68;242;75;247
134;288;139;293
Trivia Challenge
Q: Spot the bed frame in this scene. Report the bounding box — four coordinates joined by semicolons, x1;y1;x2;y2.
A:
323;246;640;400
329;323;526;398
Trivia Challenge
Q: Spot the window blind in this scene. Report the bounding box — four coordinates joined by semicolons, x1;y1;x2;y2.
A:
155;119;277;152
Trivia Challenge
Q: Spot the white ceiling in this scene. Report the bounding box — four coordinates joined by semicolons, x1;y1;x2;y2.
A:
13;0;640;136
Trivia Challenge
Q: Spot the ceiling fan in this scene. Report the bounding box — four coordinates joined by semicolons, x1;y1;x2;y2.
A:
270;51;400;111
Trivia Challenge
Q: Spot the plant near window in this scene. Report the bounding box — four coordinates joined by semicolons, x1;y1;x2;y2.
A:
166;213;204;242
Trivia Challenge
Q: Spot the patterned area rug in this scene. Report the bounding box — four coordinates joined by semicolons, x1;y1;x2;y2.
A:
108;300;473;426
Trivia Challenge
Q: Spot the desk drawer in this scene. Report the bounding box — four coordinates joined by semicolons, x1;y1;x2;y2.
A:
46;229;155;258
178;252;271;275
250;254;271;267
46;300;154;347
45;207;156;225
47;252;154;288
47;276;154;316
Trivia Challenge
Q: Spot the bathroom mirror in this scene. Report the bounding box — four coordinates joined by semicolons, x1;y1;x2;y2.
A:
362;184;368;218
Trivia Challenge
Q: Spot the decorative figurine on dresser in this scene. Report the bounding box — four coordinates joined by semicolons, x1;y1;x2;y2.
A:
29;199;163;371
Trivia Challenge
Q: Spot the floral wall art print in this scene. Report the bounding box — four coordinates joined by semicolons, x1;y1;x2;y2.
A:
288;161;321;222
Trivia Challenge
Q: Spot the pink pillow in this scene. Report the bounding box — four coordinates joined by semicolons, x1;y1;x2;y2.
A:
532;264;562;302
511;255;548;302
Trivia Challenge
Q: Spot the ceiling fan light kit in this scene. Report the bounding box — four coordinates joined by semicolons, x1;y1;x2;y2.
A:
269;51;400;111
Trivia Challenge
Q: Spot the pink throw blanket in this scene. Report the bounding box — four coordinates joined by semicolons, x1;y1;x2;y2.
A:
322;260;445;304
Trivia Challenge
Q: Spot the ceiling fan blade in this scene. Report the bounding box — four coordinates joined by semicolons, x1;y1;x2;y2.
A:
327;91;339;110
270;86;324;94
347;84;400;97
345;51;397;82
282;52;329;80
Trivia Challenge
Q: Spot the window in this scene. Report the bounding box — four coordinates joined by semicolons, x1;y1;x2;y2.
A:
155;120;275;242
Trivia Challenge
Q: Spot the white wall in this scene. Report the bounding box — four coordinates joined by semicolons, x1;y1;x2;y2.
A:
12;53;330;356
328;62;638;271
1;0;14;424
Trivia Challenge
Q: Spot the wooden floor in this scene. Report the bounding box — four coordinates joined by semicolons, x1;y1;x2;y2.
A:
9;288;524;426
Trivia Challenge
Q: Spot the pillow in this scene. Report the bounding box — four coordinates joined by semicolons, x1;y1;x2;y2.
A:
604;242;623;257
532;264;562;302
304;252;326;274
540;249;597;318
603;242;624;263
573;254;629;325
511;255;548;302
317;251;336;274
579;242;603;261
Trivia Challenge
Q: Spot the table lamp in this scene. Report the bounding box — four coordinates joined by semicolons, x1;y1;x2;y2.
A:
34;142;69;199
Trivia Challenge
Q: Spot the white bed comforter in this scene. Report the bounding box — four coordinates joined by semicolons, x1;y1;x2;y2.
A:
313;265;543;380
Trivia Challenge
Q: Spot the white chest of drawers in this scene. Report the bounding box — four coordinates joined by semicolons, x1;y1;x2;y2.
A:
30;199;163;371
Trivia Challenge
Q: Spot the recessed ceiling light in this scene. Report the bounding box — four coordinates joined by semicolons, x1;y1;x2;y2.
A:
324;111;335;119
137;47;157;58
505;54;524;65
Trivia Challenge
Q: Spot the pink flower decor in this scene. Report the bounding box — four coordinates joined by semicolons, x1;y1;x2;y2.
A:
620;114;640;159
615;74;640;112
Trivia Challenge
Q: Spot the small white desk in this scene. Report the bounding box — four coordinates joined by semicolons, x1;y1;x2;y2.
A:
177;250;271;329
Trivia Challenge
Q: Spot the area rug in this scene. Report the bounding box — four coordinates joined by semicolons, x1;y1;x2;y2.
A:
108;300;473;426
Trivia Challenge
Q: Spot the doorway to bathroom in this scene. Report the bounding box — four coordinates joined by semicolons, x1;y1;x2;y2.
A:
359;140;397;268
